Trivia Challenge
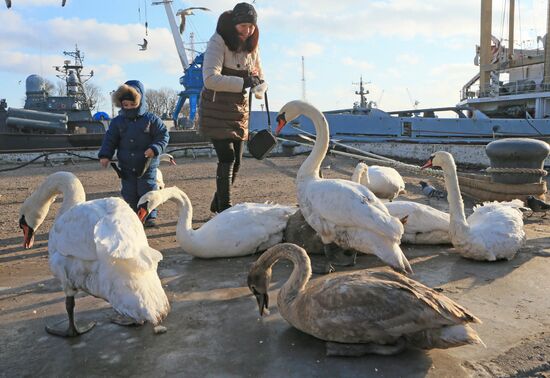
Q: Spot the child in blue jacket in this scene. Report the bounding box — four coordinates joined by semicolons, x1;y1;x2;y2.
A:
98;80;170;227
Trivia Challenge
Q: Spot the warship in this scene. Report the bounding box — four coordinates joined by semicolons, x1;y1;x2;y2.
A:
0;46;205;153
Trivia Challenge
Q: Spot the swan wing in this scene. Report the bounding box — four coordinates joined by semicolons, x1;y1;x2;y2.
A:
51;198;161;269
304;179;402;238
49;200;103;261
386;201;450;233
466;206;525;257
184;203;296;257
368;167;405;198
93;198;162;270
299;270;478;341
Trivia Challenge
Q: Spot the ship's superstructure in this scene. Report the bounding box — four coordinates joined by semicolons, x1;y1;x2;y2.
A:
0;47;103;134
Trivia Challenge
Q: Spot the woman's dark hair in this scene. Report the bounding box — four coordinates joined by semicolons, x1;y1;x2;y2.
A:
216;11;259;53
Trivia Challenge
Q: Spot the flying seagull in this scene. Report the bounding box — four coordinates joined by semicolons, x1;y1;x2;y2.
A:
138;38;148;51
175;7;210;34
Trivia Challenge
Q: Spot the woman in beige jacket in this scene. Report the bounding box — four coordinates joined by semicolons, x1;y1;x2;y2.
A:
199;2;264;213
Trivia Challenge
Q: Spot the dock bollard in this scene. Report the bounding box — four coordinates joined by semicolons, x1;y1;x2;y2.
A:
485;138;550;184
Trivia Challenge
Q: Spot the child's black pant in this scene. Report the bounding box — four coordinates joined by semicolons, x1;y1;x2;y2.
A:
121;169;158;219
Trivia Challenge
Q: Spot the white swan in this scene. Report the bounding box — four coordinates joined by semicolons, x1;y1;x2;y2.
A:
248;243;483;356
276;100;411;274
351;162;406;201
156;153;176;190
137;187;297;258
422;151;526;260
19;172;169;337
351;165;451;244
383;201;451;244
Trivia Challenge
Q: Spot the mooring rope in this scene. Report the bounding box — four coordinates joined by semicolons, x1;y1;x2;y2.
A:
485;167;548;176
0;151;100;173
288;125;548;179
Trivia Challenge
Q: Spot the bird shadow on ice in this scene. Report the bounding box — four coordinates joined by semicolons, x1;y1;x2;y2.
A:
404;242;543;291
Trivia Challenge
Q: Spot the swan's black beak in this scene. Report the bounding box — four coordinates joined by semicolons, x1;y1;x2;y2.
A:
421;158;433;170
19;215;34;249
251;287;269;316
137;203;149;223
275;112;287;135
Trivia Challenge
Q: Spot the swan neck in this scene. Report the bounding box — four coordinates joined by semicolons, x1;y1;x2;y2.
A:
164;188;193;232
36;173;85;217
440;159;468;226
257;245;311;305
351;164;367;183
59;182;86;215
297;107;329;180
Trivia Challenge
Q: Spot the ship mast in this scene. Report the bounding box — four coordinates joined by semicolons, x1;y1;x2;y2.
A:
354;76;369;109
544;0;550;85
479;0;492;96
53;45;93;109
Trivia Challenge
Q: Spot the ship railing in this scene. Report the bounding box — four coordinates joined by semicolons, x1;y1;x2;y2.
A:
462;80;550;100
386;106;475;119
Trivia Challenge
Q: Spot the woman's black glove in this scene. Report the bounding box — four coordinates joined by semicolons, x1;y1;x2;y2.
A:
242;75;261;90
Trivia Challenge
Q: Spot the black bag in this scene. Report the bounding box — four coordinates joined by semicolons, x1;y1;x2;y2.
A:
247;91;277;160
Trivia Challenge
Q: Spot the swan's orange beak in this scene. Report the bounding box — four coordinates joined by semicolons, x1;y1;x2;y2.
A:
169;158;177;166
275;113;287;135
19;216;34;249
137;204;149;223
421;159;433;170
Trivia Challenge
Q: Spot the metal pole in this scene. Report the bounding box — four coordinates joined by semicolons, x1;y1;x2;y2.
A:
301;56;306;101
158;1;189;69
480;0;493;96
508;0;515;59
544;0;550;85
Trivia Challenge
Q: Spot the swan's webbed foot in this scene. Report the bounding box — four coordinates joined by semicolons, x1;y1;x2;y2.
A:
110;314;140;326
45;319;95;337
326;338;406;356
45;295;95;337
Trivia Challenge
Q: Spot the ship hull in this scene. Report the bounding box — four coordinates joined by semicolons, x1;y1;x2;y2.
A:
0;130;208;153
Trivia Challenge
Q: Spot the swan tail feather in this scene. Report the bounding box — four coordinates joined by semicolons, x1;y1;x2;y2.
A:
106;266;170;325
408;324;484;350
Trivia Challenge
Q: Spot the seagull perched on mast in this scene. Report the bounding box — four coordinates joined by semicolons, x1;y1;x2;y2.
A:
138;38;148;51
176;7;211;34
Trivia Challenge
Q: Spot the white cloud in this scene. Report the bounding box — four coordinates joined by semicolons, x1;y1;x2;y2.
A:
286;42;324;57
260;0;480;41
341;57;375;71
395;53;420;65
0;51;61;76
384;68;402;80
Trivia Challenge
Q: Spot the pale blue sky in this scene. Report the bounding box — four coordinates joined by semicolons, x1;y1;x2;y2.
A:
0;0;547;113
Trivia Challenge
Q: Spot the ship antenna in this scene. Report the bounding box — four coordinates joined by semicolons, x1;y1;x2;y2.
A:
353;76;370;109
